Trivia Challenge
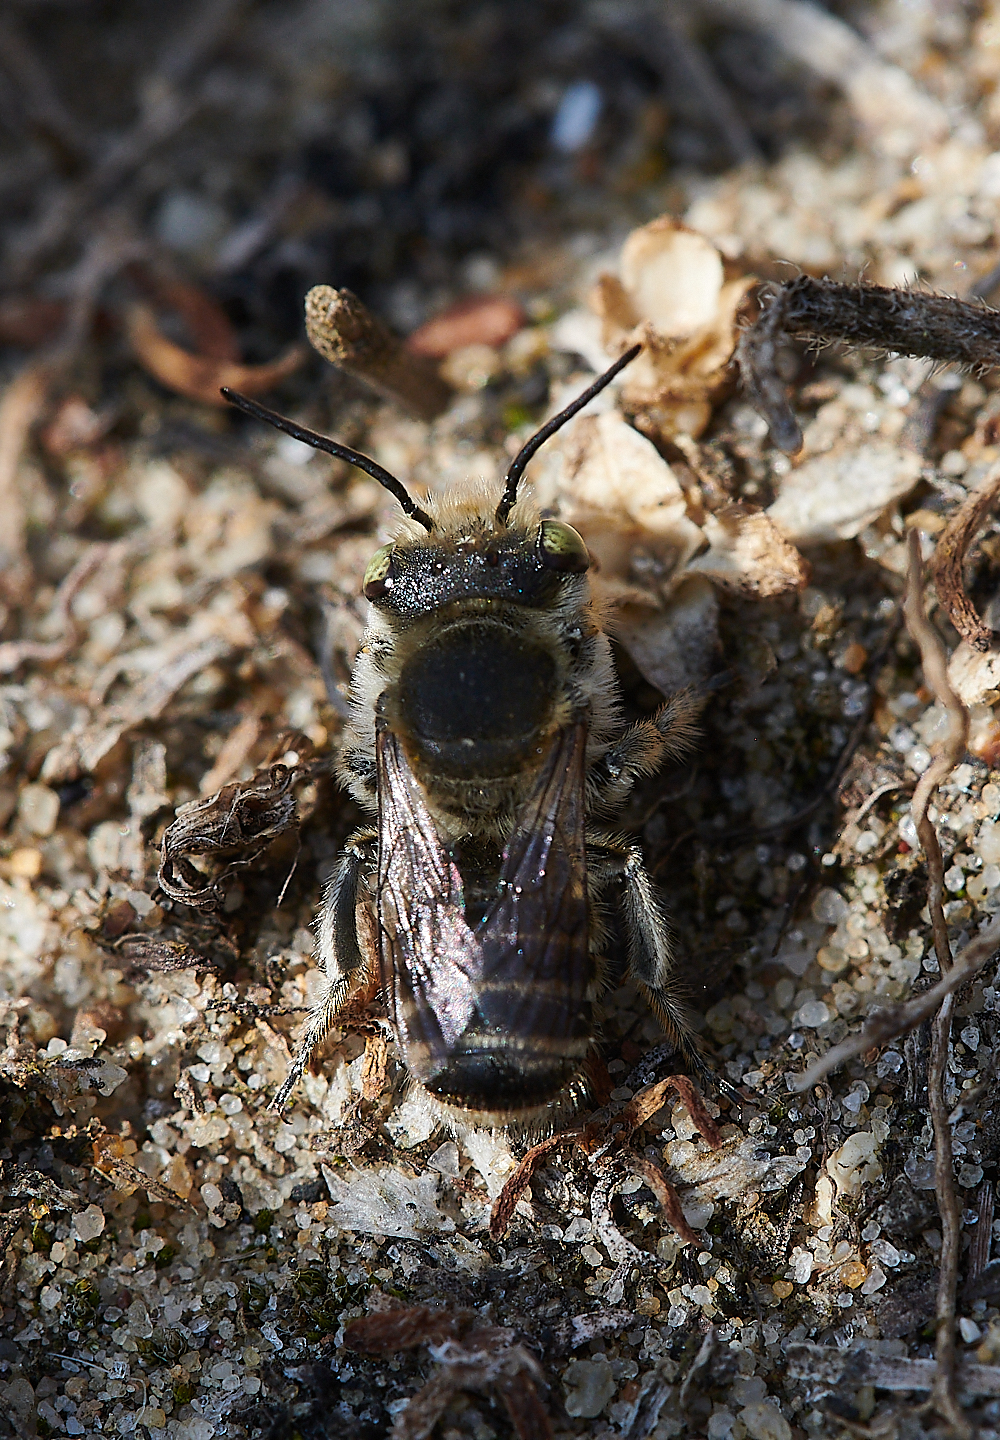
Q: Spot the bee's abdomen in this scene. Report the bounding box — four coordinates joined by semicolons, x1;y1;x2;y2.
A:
418;984;593;1115
394;621;556;778
425;1052;580;1112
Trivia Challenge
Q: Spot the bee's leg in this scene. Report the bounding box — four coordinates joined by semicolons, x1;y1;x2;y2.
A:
339;745;378;805
587;835;707;1079
590;689;703;813
270;827;377;1110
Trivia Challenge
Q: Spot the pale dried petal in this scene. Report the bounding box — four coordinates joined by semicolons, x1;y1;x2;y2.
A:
947;641;1000;708
767;441;921;544
620;218;723;337
555;411;702;554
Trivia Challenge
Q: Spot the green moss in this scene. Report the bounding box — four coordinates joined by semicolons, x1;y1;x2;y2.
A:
31;1222;52;1253
153;1243;177;1270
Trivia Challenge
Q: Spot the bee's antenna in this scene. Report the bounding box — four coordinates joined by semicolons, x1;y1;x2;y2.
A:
221;388;435;531
495;342;642;526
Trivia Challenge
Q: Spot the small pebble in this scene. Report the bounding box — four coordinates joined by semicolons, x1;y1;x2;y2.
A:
840;1260;868;1288
811;888;849;925
772;1280;793;1299
8;848;42;879
17;783;60;837
563;1357;615;1418
795;1000;830;1028
960;1318;982;1343
71;1205;106;1243
739;1400;792;1440
427;1141;460;1176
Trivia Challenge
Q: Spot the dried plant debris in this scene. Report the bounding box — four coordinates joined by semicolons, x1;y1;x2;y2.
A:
126;303;305;408
590;216;753;441
739;275;1000;454
345;1304;553;1440
157;759;313;910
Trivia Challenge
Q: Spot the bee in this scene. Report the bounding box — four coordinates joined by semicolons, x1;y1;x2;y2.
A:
223;342;707;1125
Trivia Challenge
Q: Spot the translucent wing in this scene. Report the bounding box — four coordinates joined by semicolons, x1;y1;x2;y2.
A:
376;727;482;1084
376;724;592;1106
475;724;590;1052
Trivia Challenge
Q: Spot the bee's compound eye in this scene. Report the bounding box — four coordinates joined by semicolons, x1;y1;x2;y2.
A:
363;543;396;600
538;519;590;573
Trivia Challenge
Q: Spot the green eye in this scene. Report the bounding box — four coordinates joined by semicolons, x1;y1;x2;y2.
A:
538;519;590;573
363;543;395;600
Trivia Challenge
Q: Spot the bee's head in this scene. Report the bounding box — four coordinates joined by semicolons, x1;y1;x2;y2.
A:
221;342;639;614
360;503;591;617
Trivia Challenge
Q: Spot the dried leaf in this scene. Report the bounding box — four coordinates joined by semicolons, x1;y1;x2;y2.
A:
948;641;1000;708
407;295;526;357
614;575;720;697
489;1132;580;1240
126;303;304;406
345;1306;472;1353
111;934;211;976
619;219;724;336
590;217;752;440
158;762;301;908
361;1033;388;1101
554;410;704;568
91;1134;193;1209
137;275;241;362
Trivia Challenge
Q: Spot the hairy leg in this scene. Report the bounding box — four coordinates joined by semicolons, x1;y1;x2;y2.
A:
587;834;704;1070
589;689;703;814
271;827;377;1110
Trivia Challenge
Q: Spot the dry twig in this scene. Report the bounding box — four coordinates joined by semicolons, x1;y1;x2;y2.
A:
790;914;1000;1091
904;529;969;973
739;276;1000;452
305;285;453;421
0;360;52;601
786;1342;1000;1397
0;541;119;675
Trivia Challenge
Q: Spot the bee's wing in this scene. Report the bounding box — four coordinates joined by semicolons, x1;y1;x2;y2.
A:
475;722;590;1047
376;723;591;1091
376;727;483;1084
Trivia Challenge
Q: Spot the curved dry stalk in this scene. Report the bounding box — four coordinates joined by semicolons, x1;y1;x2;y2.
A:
795;532;980;1433
903;527;971;1438
903;528;969;974
0;361;52;601
930;458;1000;652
